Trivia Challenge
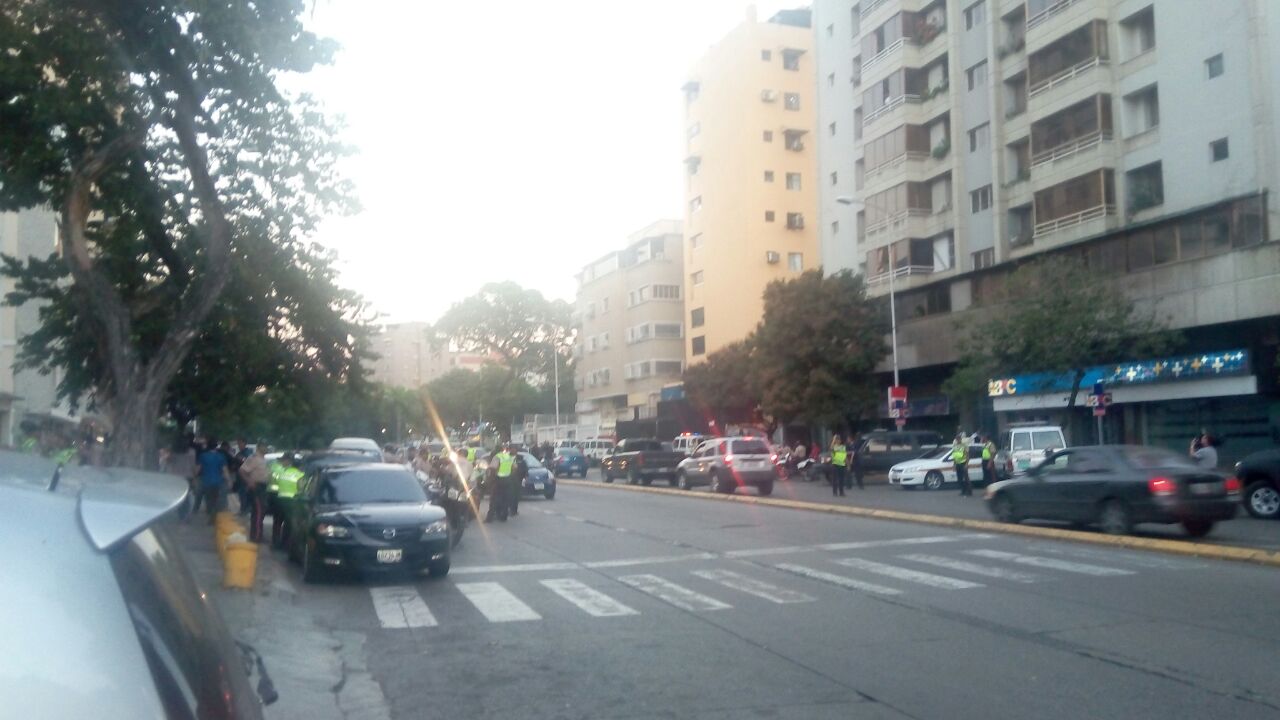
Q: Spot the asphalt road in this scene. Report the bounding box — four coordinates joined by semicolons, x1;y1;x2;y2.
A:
275;481;1279;720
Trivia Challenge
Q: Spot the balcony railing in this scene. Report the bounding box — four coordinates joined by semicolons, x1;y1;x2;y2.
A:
1027;0;1082;31
1033;203;1114;238
867;264;935;285
863;151;931;182
865;93;922;127
860;0;893;19
863;37;909;73
1030;129;1112;169
865;207;933;236
1029;56;1105;99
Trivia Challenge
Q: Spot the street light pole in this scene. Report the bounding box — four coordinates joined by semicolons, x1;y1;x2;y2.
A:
552;343;561;444
839;196;902;419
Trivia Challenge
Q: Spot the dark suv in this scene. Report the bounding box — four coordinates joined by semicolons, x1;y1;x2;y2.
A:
0;451;271;718
1235;448;1280;519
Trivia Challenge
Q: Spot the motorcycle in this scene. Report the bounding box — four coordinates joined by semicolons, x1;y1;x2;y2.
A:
418;460;472;549
776;451;821;481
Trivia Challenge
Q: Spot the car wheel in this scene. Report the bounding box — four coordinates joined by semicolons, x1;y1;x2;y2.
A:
991;493;1019;524
677;471;692;491
545;487;556;500
427;557;451;578
1099;499;1133;535
923;471;945;491
758;481;774;497
1182;519;1214;538
1244;482;1280;519
301;541;323;584
603;471;614;483
710;472;733;494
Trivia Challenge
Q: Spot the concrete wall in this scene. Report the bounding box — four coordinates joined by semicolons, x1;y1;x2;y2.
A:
813;0;862;273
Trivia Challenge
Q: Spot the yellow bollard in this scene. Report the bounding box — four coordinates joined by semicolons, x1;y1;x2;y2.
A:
223;541;258;589
215;523;235;559
214;510;237;529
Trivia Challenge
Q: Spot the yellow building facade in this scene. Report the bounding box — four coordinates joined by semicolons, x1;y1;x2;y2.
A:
682;7;820;363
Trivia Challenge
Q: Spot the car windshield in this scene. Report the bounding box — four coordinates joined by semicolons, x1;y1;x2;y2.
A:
1121;446;1201;470
1031;431;1062;450
319;470;426;504
925;447;953;460
519;452;544;469
731;439;770;455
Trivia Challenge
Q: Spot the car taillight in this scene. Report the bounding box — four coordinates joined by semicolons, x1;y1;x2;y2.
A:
1148;476;1177;496
770;453;778;462
1224;476;1242;493
724;454;734;465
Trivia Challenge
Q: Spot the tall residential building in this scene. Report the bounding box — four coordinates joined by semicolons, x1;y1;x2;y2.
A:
814;0;1280;462
682;6;820;362
573;220;684;435
371;322;490;390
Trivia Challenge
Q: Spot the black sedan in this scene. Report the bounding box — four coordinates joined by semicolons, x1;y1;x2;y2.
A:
984;445;1240;538
287;463;452;582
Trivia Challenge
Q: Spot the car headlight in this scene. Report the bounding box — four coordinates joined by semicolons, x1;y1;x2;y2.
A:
422;519;449;537
315;523;351;538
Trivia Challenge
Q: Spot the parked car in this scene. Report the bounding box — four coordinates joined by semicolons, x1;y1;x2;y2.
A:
984;445;1240;537
0;451;274;718
601;438;687;486
287;463;452;582
674;437;779;495
888;443;991;490
578;437;616;465
329;436;383;454
1234;448;1280;519
550;446;589;478
517;451;557;499
671;433;706;456
996;424;1066;477
853;430;945;473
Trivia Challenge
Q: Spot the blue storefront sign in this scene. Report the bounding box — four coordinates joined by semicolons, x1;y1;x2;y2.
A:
987;350;1250;398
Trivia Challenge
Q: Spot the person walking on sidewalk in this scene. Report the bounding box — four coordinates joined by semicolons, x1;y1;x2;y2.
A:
238;450;271;542
951;435;972;497
195;439;231;523
829;435;848;497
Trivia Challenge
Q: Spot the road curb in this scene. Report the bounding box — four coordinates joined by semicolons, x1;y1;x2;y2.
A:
558;479;1280;568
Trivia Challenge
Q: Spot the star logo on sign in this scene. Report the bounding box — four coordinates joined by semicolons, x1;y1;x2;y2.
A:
1211;356;1225;372
1171;362;1184;376
1125;366;1138;382
1152;362;1164;376
1191;357;1204;371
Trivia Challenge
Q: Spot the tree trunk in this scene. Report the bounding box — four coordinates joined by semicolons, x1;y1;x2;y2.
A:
1066;369;1086;410
105;379;163;470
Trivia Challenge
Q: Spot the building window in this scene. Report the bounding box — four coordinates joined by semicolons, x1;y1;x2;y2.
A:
654;323;682;339
654;360;684;376
689;232;703;249
829;121;836;136
827;23;834;37
652;284;681;300
691;336;706;356
1124;85;1159;135
968;123;990;153
784;93;800;111
1127;162;1164;213
832;220;840;234
761;49;772;61
785;172;802;190
788;253;803;271
691;307;705;328
763;130;774;142
687;123;700;139
1206;53;1224;79
765;210;776;222
966;60;988;91
1121;6;1155;59
786;212;805;229
972;247;995;269
830;171;838;185
783;49;802;71
764;170;775;182
689;196;702;213
970;185;992;213
1210;138;1229;162
691;270;704;285
828;72;835;87
964;0;986;30
600;298;609;313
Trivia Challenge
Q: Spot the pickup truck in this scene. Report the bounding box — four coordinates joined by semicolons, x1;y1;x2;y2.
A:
601;438;687;486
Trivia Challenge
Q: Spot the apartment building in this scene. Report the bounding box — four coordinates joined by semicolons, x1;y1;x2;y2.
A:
573;220;685;435
682;6;821;363
815;0;1280;461
372;321;491;390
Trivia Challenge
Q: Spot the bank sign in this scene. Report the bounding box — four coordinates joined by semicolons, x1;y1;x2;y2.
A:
987;349;1250;398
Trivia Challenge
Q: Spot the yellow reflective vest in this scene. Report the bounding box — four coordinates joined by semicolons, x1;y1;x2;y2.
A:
951;444;969;464
466;447;477;463
495;451;514;477
276;466;304;499
831;444;847;467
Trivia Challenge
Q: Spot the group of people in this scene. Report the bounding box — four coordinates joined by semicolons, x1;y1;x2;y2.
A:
814;432;999;498
167;436;303;546
404;440;529;524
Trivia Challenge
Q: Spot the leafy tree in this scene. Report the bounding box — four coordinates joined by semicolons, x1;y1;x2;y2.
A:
947;256;1175;410
683;339;761;428
0;1;351;466
754;270;887;431
423;365;546;437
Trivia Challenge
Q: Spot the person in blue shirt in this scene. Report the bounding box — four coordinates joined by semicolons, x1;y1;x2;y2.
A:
196;438;231;524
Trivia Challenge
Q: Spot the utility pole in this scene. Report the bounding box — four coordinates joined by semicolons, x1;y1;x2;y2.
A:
552;342;561;444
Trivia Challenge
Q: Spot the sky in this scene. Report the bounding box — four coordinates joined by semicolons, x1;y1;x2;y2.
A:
296;0;793;325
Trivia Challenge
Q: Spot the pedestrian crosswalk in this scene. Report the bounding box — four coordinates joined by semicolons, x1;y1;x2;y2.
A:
364;541;1183;630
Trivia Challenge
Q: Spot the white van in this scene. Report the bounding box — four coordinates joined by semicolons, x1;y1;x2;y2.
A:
997;424;1067;476
577;438;616;465
671;433;706;456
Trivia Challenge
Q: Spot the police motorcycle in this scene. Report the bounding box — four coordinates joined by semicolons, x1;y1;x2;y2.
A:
416;457;472;548
776;448;820;481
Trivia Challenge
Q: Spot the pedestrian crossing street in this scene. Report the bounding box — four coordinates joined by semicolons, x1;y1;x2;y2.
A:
364;540;1200;630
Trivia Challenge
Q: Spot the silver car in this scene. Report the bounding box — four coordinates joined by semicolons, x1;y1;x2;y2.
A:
0;451;273;718
675;437;779;495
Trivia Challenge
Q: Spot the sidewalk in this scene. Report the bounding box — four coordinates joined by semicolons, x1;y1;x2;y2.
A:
171;517;393;720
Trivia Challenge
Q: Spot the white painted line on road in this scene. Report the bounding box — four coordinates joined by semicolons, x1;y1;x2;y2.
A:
456;582;542;622
967;549;1134;576
899;554;1041;583
692;569;815;604
834;557;984;589
369;587;437;629
1035;545;1206;570
724;545;812;558
618;574;732;611
774;564;902;596
452;562;581;575
564;515;587;523
817;533;996;551
540;578;639;617
584;553;718;569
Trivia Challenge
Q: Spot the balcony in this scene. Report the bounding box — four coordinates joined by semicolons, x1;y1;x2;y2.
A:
866;206;953;245
1033;168;1116;242
860;0;895;20
1033;203;1114;238
1029;55;1106;100
865;93;922;127
1031;129;1111;169
1027;0;1082;32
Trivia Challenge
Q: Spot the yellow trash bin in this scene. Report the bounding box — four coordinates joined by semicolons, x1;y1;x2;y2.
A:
214;510;237;528
224;540;258;589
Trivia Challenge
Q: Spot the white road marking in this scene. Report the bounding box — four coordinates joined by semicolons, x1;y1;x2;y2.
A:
456;582;542;622
618;574;732;611
774;564;902;596
724;546;812;558
584;553;718;568
1036;545;1205;570
369;586;437;629
540;579;639;617
834;557;984;589
817;534;996;551
564;515;587;523
967;549;1134;576
452;562;580;575
692;569;815;604
899;554;1041;583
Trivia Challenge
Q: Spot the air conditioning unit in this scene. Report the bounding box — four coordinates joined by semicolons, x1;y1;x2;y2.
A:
761;89;778;102
765;251;781;264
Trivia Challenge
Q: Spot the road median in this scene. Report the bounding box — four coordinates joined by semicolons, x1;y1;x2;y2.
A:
557;479;1280;568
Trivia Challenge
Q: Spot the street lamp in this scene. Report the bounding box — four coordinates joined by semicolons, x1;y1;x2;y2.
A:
838;196;902;426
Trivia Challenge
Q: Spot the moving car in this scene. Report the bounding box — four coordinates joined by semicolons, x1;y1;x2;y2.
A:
550;446;589;478
518;451;557;499
578;437;616;465
0;451;273;718
675;437;779;495
984;445;1240;537
602;438;687;486
671;433;706;456
853;430;945;473
287;463;452;582
329;436;383;457
996;424;1066;477
888;443;990;490
1234;447;1280;519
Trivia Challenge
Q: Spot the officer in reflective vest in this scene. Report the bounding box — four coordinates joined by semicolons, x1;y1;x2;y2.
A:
465;446;478;463
271;454;305;548
981;436;997;487
829;436;848;497
951;435;972;497
486;446;514;522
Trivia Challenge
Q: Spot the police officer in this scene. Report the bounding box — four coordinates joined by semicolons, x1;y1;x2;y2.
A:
271;453;305;548
829;435;848;497
951;435;972;497
510;450;527;517
486;446;514;522
17;421;40;455
981;435;997;487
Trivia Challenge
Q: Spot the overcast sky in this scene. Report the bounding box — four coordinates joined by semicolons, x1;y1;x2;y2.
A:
297;0;792;325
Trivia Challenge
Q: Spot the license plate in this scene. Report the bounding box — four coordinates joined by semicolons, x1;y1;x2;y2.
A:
376;549;402;564
1190;483;1220;495
534;483;545;490
744;460;761;467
